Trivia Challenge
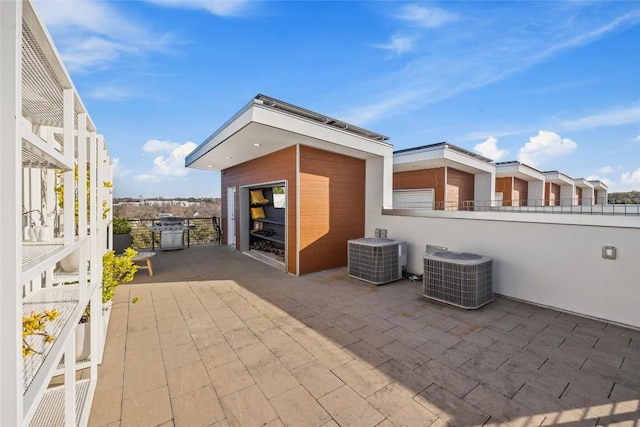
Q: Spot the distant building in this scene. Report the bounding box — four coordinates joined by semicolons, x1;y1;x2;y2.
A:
116;200;200;208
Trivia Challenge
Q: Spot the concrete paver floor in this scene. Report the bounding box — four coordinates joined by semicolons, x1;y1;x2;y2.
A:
89;245;640;426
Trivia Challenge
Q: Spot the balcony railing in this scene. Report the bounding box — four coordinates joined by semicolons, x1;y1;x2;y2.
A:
128;217;222;250
392;198;640;216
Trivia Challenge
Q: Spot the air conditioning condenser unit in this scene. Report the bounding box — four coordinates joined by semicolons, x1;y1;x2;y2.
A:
423;251;493;309
348;238;407;285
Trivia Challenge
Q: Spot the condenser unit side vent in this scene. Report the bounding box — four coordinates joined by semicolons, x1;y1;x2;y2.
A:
423;251;493;309
348;238;406;285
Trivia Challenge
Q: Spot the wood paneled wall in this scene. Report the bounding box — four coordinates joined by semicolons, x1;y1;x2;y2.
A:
495;177;513;206
221;146;297;274
496;176;529;206
298;146;365;274
576;187;583;205
513;178;528;206
545;183;561;206
393;168;445;209
447;168;474;210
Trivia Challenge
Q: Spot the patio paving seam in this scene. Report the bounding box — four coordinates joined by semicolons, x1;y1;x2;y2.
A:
88;246;640;427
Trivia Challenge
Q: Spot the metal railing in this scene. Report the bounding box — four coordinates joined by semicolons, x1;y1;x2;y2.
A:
128;217;222;250
392;198;640;216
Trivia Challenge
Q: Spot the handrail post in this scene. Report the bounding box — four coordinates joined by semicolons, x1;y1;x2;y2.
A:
187;218;191;248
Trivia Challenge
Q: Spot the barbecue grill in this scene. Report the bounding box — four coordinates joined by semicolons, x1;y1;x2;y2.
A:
148;215;194;250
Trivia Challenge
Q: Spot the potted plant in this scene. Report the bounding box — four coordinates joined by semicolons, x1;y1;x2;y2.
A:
112;218;133;255
76;248;139;361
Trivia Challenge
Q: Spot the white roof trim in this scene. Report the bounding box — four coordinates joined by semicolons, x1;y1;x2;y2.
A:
543;171;574;186
574;179;595;190
495;162;545;182
394;144;495;174
186;97;393;171
589;180;609;191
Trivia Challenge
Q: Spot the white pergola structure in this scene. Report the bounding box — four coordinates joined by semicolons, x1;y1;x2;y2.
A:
1;1;113;425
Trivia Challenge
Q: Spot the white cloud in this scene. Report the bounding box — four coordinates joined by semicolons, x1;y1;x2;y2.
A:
588;172;640;193
586;175;615;188
394;4;458;28
342;91;417;126
112;158;130;179
151;142;197;177
561;105;640;131
36;0;175;72
134;174;159;183
36;0;125;35
135;140;197;182
374;35;416;56
89;85;135;102
529;11;640;64
461;129;530;142
145;0;252;16
620;168;640;187
599;166;614;174
634;135;640;142
143;139;181;153
518;130;577;167
474;137;508;161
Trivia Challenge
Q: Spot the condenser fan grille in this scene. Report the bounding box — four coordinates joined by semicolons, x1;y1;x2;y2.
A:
348;238;406;285
423;251;493;309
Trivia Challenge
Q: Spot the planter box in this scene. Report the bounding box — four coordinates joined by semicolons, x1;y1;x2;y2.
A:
113;233;132;254
75;322;91;361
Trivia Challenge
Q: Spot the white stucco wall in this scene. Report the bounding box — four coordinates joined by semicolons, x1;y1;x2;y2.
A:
365;157;384;224
595;189;608;205
367;211;640;328
528;181;545;206
560;184;576;206
365;155;393;215
474;172;495;206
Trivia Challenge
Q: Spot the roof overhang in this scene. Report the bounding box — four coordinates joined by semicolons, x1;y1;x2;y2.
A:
589;180;608;191
185;95;392;171
574;178;595;190
393;143;495;175
495;161;545;182
543;171;574;186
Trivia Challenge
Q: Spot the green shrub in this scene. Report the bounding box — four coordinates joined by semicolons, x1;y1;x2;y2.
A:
102;248;138;303
113;217;132;234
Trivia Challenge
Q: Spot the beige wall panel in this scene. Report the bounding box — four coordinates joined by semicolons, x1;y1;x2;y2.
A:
447;167;475;210
545;183;561;206
513;177;528;206
298;145;365;274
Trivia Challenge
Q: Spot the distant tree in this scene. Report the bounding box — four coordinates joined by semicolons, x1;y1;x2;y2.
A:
113;198;221;219
188;218;218;244
608;191;640;204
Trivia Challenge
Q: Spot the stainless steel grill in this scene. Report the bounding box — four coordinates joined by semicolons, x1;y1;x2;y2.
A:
148;215;193;250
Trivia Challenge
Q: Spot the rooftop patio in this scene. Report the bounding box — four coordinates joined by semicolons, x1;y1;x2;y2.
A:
89;245;640;426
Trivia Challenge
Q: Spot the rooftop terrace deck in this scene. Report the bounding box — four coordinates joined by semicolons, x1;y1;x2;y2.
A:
89;245;640;426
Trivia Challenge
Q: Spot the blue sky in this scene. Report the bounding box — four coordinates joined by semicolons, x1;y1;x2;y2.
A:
35;0;640;198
